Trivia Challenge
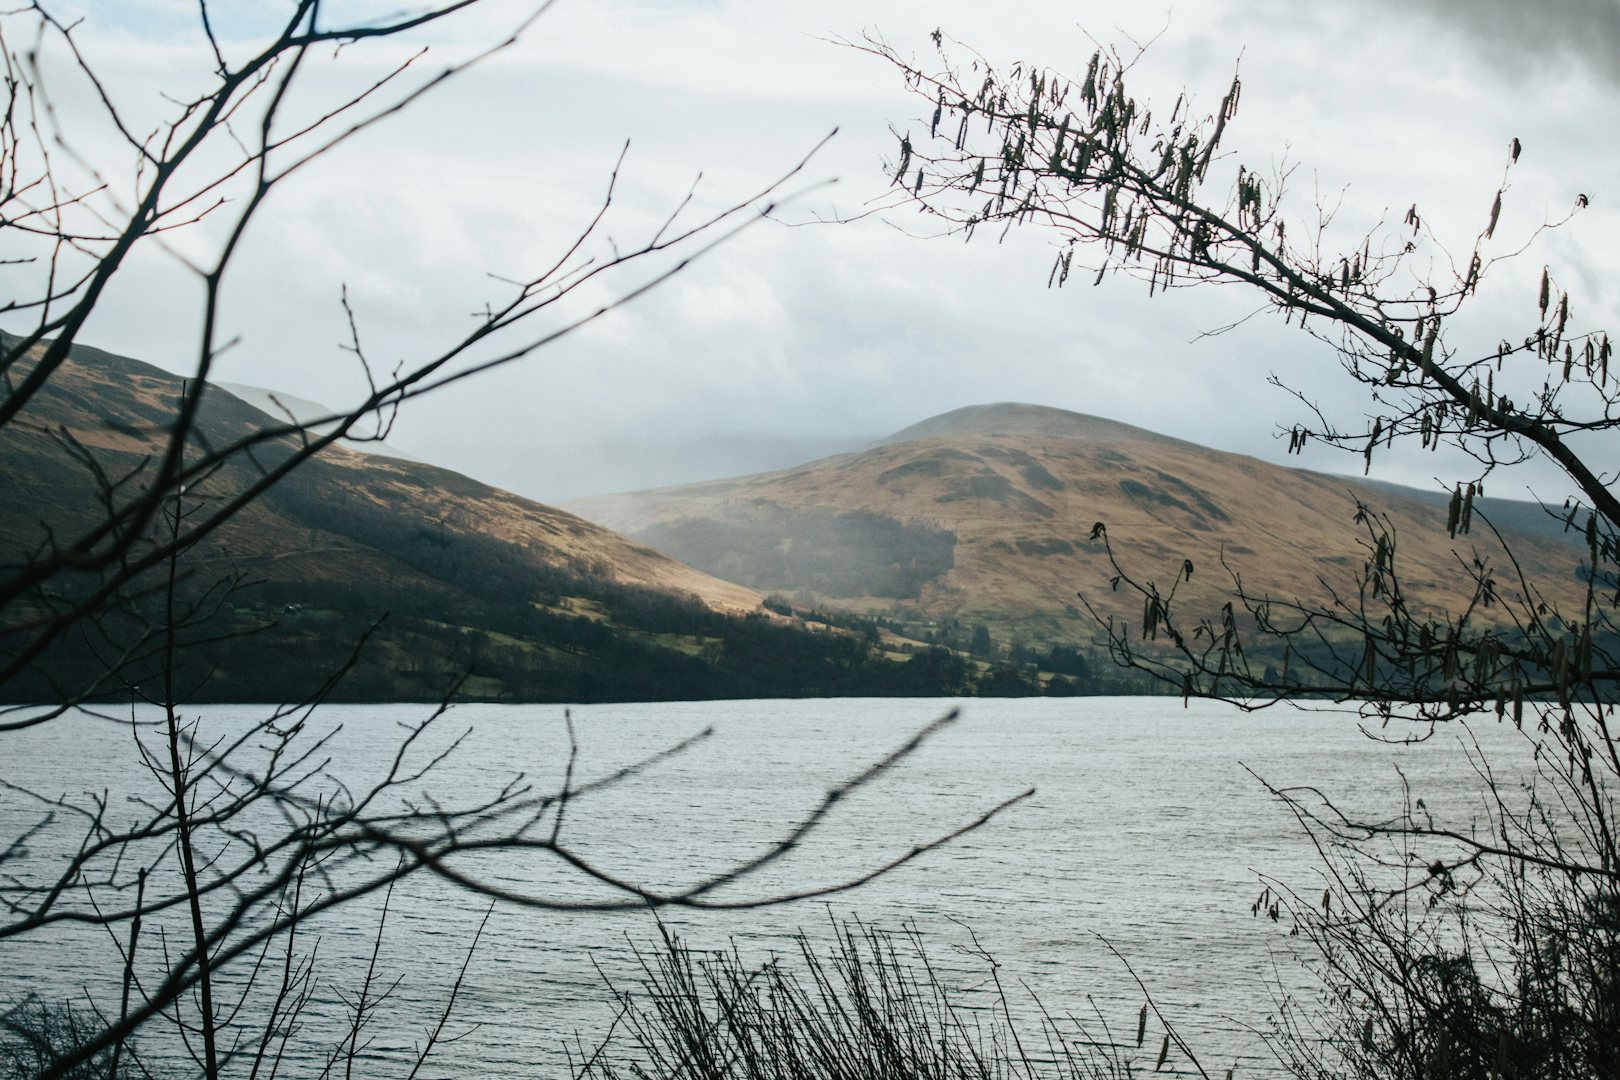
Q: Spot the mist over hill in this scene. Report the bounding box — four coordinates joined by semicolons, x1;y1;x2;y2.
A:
0;336;1020;702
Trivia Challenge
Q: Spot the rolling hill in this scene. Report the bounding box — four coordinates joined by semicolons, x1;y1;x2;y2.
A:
568;403;1585;657
0;336;979;702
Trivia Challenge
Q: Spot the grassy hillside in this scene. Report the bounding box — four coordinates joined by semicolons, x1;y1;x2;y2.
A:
569;403;1585;666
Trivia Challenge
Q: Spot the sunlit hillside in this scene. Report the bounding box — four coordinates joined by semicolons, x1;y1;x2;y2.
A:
570;403;1584;651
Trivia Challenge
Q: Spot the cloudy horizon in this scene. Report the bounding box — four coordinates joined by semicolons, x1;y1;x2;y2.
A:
9;0;1618;506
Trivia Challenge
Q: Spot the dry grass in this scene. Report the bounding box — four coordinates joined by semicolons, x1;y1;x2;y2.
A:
572;919;1194;1080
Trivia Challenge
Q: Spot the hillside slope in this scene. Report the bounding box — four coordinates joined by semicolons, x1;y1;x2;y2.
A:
569;403;1584;651
1;337;951;703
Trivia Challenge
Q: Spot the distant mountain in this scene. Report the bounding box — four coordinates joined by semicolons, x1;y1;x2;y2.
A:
553;430;869;503
0;337;989;702
1352;477;1577;548
568;403;1585;653
214;381;424;462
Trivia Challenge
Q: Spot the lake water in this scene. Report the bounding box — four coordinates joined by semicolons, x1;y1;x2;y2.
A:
0;697;1536;1077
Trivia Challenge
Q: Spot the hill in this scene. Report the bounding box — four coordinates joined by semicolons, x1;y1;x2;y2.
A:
878;402;1195;448
568;403;1585;661
0;337;987;702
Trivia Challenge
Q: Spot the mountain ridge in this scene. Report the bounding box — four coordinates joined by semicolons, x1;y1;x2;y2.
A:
878;402;1200;450
567;401;1584;651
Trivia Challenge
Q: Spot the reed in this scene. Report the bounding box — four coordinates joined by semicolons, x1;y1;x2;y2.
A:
572;919;1185;1080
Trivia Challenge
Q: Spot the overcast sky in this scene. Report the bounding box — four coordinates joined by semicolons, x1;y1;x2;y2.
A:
18;0;1620;505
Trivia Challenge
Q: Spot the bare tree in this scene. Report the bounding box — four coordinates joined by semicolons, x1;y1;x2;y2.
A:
0;7;1034;1077
864;28;1618;1078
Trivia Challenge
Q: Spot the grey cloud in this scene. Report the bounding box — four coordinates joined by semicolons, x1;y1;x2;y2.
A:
1400;0;1620;78
1261;0;1620;84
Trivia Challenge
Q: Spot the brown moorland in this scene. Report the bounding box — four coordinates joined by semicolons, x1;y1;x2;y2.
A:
568;403;1584;648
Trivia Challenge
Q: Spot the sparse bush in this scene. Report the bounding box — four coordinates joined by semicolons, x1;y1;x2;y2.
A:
1262;736;1620;1080
1;998;120;1080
